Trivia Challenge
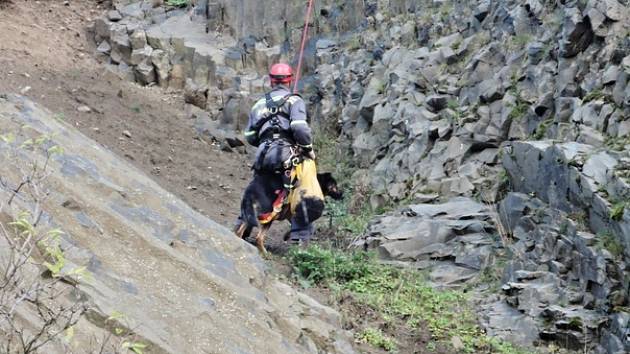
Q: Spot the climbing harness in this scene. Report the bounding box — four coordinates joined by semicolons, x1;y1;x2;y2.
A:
252;93;301;133
293;0;316;93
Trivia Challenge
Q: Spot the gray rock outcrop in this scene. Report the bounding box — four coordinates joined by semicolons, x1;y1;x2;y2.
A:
503;141;630;258
354;198;496;288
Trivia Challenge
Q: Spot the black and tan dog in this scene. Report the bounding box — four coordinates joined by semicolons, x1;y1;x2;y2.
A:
234;172;343;254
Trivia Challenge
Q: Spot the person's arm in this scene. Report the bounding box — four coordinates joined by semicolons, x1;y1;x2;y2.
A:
244;104;261;147
288;97;313;153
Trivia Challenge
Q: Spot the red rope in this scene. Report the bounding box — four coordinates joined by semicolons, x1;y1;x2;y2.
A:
293;0;315;93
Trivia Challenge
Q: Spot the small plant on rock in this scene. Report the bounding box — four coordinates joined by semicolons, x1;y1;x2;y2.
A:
0;132;88;353
507;99;529;121
605;135;630;152
439;2;453;21
596;231;624;258
508;34;532;51
567;211;588;232
610;201;626;221
532;119;553;140
582;89;609;103
356;328;397;352
165;0;188;7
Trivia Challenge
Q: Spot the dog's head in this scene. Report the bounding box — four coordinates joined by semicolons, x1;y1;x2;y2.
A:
317;173;343;200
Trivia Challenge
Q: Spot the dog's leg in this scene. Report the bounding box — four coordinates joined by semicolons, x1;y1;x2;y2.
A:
255;223;271;256
242;225;254;239
234;223;247;239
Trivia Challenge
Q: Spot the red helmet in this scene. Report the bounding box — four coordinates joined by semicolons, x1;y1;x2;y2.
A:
269;63;293;85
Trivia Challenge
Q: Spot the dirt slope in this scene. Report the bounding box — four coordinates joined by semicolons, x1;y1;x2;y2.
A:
0;0;249;227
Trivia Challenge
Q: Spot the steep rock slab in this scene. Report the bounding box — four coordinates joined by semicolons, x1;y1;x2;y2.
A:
0;94;354;354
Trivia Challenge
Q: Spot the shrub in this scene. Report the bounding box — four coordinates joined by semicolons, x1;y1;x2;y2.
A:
288;245;372;285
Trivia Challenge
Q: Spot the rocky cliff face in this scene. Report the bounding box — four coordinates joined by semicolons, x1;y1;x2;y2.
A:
329;1;629;352
316;0;629;205
0;94;355;353
89;0;629;352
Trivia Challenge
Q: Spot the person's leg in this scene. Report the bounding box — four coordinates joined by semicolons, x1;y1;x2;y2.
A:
289;218;314;243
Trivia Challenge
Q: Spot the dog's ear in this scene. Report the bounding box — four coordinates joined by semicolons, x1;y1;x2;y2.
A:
318;173;343;200
317;172;333;184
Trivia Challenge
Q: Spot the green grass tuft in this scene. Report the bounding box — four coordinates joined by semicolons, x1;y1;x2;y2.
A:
605;136;630;151
356;328;397;352
532;119;552;140
508;34;532;51
582;89;609;103
610;202;626;222
596;231;624;258
507;100;529;121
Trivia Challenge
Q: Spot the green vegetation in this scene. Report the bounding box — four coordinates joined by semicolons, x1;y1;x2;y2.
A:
567;211;589;232
508;34;532;51
356;328;397;352
472;257;507;294
605;135;630;152
597;185;610;198
498;169;509;185
451;39;462;51
596;231;624;258
447;99;464;124
310;122;529;353
288;245;529;353
10;212;70;277
439;2;453;21
346;36;362;51
447;99;459;110
507;99;529;121
610;201;626;221
106;311;149;353
582;89;609;103
542;9;564;32
313;126;395;240
532;119;553;140
123;341;148;354
165;0;188;7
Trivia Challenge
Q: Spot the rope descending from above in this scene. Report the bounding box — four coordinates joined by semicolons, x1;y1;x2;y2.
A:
293;0;316;93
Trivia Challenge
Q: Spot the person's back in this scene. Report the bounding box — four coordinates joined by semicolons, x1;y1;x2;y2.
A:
244;64;313;174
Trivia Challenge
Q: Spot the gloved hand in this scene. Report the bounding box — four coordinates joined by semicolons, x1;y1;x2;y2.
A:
304;149;316;160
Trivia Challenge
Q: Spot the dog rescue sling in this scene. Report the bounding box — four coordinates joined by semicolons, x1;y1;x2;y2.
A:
257;159;324;225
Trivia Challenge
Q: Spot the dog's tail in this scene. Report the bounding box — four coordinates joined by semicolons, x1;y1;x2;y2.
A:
241;192;259;228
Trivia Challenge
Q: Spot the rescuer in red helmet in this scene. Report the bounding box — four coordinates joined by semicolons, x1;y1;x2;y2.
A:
239;63;316;243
